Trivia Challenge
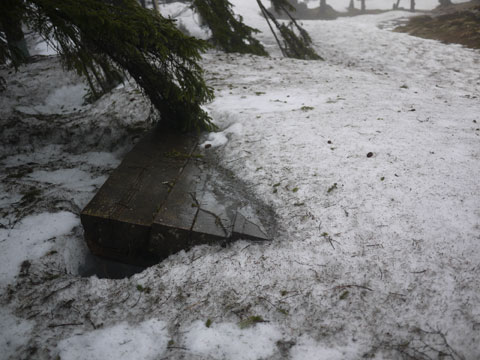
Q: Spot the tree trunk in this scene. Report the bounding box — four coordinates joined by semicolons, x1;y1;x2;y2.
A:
139;0;146;8
320;0;327;11
152;0;159;12
256;0;286;57
360;0;366;12
348;0;355;10
410;0;415;12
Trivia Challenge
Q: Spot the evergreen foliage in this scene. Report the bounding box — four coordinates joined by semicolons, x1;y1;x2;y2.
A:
257;0;323;60
192;0;268;56
0;0;30;68
1;0;215;131
0;37;8;68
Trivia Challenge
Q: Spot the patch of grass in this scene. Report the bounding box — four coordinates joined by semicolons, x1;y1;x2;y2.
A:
239;315;264;329
300;106;314;111
327;183;337;193
205;319;212;328
136;284;151;293
20;187;42;204
277;308;289;315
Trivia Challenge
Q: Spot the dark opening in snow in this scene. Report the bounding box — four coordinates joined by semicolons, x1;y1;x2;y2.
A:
79;252;146;279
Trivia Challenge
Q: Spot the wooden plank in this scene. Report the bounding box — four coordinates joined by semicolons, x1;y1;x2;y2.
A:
81;129;197;265
232;212;269;241
149;160;204;258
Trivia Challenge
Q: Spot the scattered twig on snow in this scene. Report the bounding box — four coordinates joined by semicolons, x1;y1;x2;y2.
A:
293;260;326;267
112;292;130;306
26;311;41;320
185;299;208;311
324;234;337;249
85;312;100;330
189;192;229;236
48;322;83;328
333;284;373;292
258;296;278;310
226;156;249;163
42;281;74;303
132;293;142;308
384;325;465;360
281;291;302;301
241;244;252;252
419;327;465;360
156;292;173;308
167;346;188;351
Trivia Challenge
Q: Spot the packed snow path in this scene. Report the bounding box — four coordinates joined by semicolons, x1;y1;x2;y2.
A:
1;7;479;360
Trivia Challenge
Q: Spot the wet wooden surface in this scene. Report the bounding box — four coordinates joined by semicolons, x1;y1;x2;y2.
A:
81;129;270;266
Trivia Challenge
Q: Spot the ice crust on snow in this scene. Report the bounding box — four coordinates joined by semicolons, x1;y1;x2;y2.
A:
201;123;243;148
57;319;169;360
16;84;88;115
0;212;79;288
184;321;283;360
27;168;106;192
0;308;34;360
0;1;479;359
290;335;360;360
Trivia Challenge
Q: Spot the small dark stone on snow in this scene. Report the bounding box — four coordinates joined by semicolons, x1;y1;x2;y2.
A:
367;152;374;158
327;140;332;144
205;143;212;149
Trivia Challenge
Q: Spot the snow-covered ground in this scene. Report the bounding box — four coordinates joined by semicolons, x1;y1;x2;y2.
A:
302;0;471;11
1;2;479;360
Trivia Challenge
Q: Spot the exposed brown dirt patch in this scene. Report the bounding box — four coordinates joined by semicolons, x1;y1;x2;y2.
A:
395;1;480;49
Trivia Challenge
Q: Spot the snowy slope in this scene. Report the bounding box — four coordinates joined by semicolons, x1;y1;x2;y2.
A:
1;3;479;360
309;0;470;11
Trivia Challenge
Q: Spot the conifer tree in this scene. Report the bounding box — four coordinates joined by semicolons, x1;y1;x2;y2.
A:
0;0;215;131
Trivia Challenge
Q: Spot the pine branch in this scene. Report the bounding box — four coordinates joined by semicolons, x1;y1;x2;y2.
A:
192;0;268;56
